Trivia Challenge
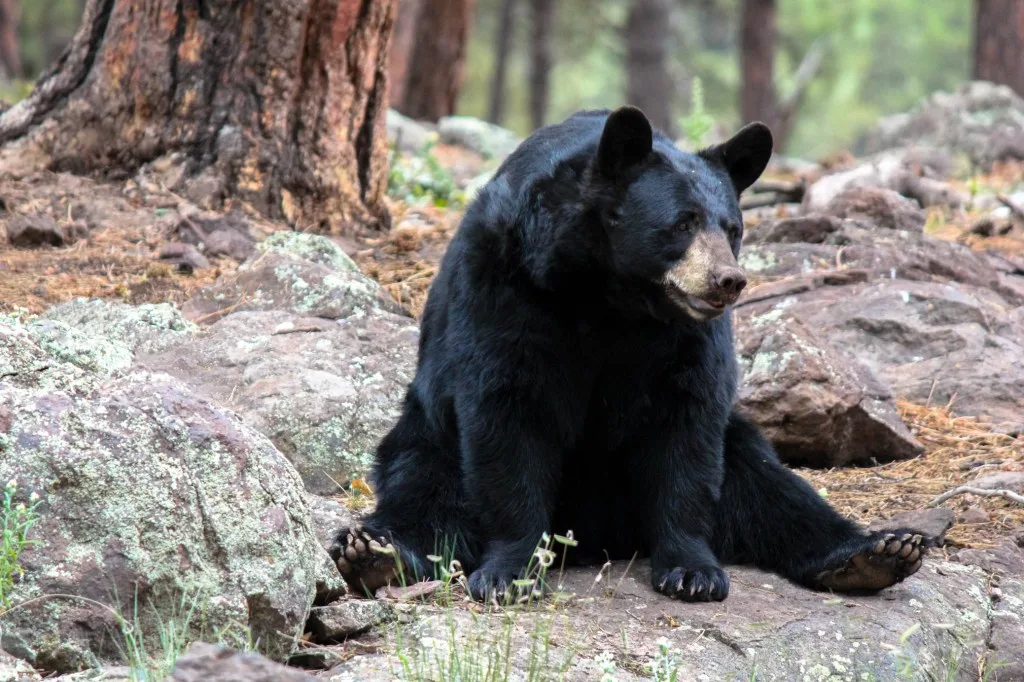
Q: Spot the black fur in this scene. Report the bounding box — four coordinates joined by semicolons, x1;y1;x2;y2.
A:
336;108;925;601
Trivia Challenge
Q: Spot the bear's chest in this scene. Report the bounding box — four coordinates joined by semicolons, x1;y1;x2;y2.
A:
580;317;737;445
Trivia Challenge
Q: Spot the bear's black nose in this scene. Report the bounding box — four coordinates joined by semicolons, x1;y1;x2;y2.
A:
714;267;748;298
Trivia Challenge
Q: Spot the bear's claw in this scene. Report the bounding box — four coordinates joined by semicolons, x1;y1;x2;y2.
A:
329;527;400;595
816;531;925;592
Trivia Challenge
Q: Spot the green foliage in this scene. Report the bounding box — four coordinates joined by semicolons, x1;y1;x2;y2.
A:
388;141;465;208
678;77;715;149
459;0;972;158
0;480;42;610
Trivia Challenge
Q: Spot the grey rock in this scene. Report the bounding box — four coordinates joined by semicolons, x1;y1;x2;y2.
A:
204;228;255;261
970;471;1024;493
140;310;417;495
0;650;40;682
864;81;1024;167
307;495;356;553
735;312;922;467
437;116;521;160
824;187;925;233
167;643;318;682
4;214;74;248
159;242;210;273
386;109;434;154
181;234;407;323
959;507;990;524
869;507;955;545
0;319;332;672
307;601;395;643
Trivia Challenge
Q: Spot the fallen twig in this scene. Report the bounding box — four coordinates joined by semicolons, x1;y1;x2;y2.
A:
928;486;1024;508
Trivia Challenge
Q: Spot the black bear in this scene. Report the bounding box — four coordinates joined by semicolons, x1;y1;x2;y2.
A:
331;107;926;602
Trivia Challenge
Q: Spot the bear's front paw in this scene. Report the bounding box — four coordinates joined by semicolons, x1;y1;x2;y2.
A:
652;565;729;602
467;566;534;603
329;527;400;596
815;530;925;593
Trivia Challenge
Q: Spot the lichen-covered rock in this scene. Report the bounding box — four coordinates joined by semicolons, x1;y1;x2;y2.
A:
182;233;407;322
864;81;1024;167
167;643;318;682
0;320;333;673
437;116;521;160
0;649;41;682
734;311;922;467
140;310;418;495
307;601;395;643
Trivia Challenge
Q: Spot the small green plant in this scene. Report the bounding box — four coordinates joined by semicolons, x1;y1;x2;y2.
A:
388;139;465;208
678;77;716;149
1;480;42;610
113;588;257;682
649;637;683;682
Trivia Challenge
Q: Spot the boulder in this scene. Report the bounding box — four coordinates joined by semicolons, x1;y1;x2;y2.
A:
385;109;434;155
863;81;1024;167
735;311;922;467
437;116;521;160
140;309;417;495
182;232;407;323
824;187;925;233
306;602;395;643
4;214;76;248
167;643;318;682
0;318;333;673
0;650;41;682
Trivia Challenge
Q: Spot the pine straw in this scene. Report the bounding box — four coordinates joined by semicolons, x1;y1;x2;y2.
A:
798;400;1024;549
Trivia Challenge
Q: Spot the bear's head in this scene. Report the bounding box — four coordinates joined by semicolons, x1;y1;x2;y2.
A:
592;106;773;322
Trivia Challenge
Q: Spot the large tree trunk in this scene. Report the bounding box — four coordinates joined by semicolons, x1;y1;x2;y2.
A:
973;0;1024;96
528;0;552;130
0;0;396;234
400;0;474;121
625;0;673;135
388;0;421;107
740;0;777;132
487;0;517;125
0;0;20;80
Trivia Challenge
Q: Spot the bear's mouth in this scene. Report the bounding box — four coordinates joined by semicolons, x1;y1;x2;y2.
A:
663;277;728;321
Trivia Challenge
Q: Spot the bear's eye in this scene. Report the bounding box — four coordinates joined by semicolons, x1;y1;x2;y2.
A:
674;216;698;234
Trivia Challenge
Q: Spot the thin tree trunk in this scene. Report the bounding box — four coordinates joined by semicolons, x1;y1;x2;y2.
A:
740;0;776;130
400;0;474;121
488;0;517;125
625;0;673;134
389;0;422;107
0;0;20;80
528;0;553;130
973;0;1024;96
0;0;396;234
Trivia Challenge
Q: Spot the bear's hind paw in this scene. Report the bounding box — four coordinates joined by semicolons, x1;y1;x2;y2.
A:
330;527;401;596
816;531;925;593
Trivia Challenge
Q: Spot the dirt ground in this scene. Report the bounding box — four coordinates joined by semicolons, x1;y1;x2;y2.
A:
2;157;1022;550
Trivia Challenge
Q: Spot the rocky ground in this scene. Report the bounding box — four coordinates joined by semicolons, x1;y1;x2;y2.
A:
1;83;1024;681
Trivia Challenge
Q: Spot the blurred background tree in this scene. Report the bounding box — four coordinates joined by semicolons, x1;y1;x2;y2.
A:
3;0;1018;159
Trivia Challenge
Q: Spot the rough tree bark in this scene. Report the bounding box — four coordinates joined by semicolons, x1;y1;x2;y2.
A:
0;0;20;80
388;0;421;107
740;0;776;132
740;0;822;150
487;0;517;125
973;0;1024;96
625;0;673;134
400;0;474;121
528;0;552;129
0;0;396;234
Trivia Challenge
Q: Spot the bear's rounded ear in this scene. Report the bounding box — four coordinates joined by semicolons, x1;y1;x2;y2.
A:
702;122;774;195
597;106;653;177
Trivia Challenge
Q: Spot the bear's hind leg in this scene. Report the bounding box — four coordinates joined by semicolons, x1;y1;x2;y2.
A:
330;395;476;596
712;412;926;592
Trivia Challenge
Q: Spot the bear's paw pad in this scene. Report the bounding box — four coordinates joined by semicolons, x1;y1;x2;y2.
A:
329;527;400;595
817;532;925;592
653;565;729;602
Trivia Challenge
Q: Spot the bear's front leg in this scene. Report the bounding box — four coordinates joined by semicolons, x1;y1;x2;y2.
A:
457;384;578;602
632;411;731;602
